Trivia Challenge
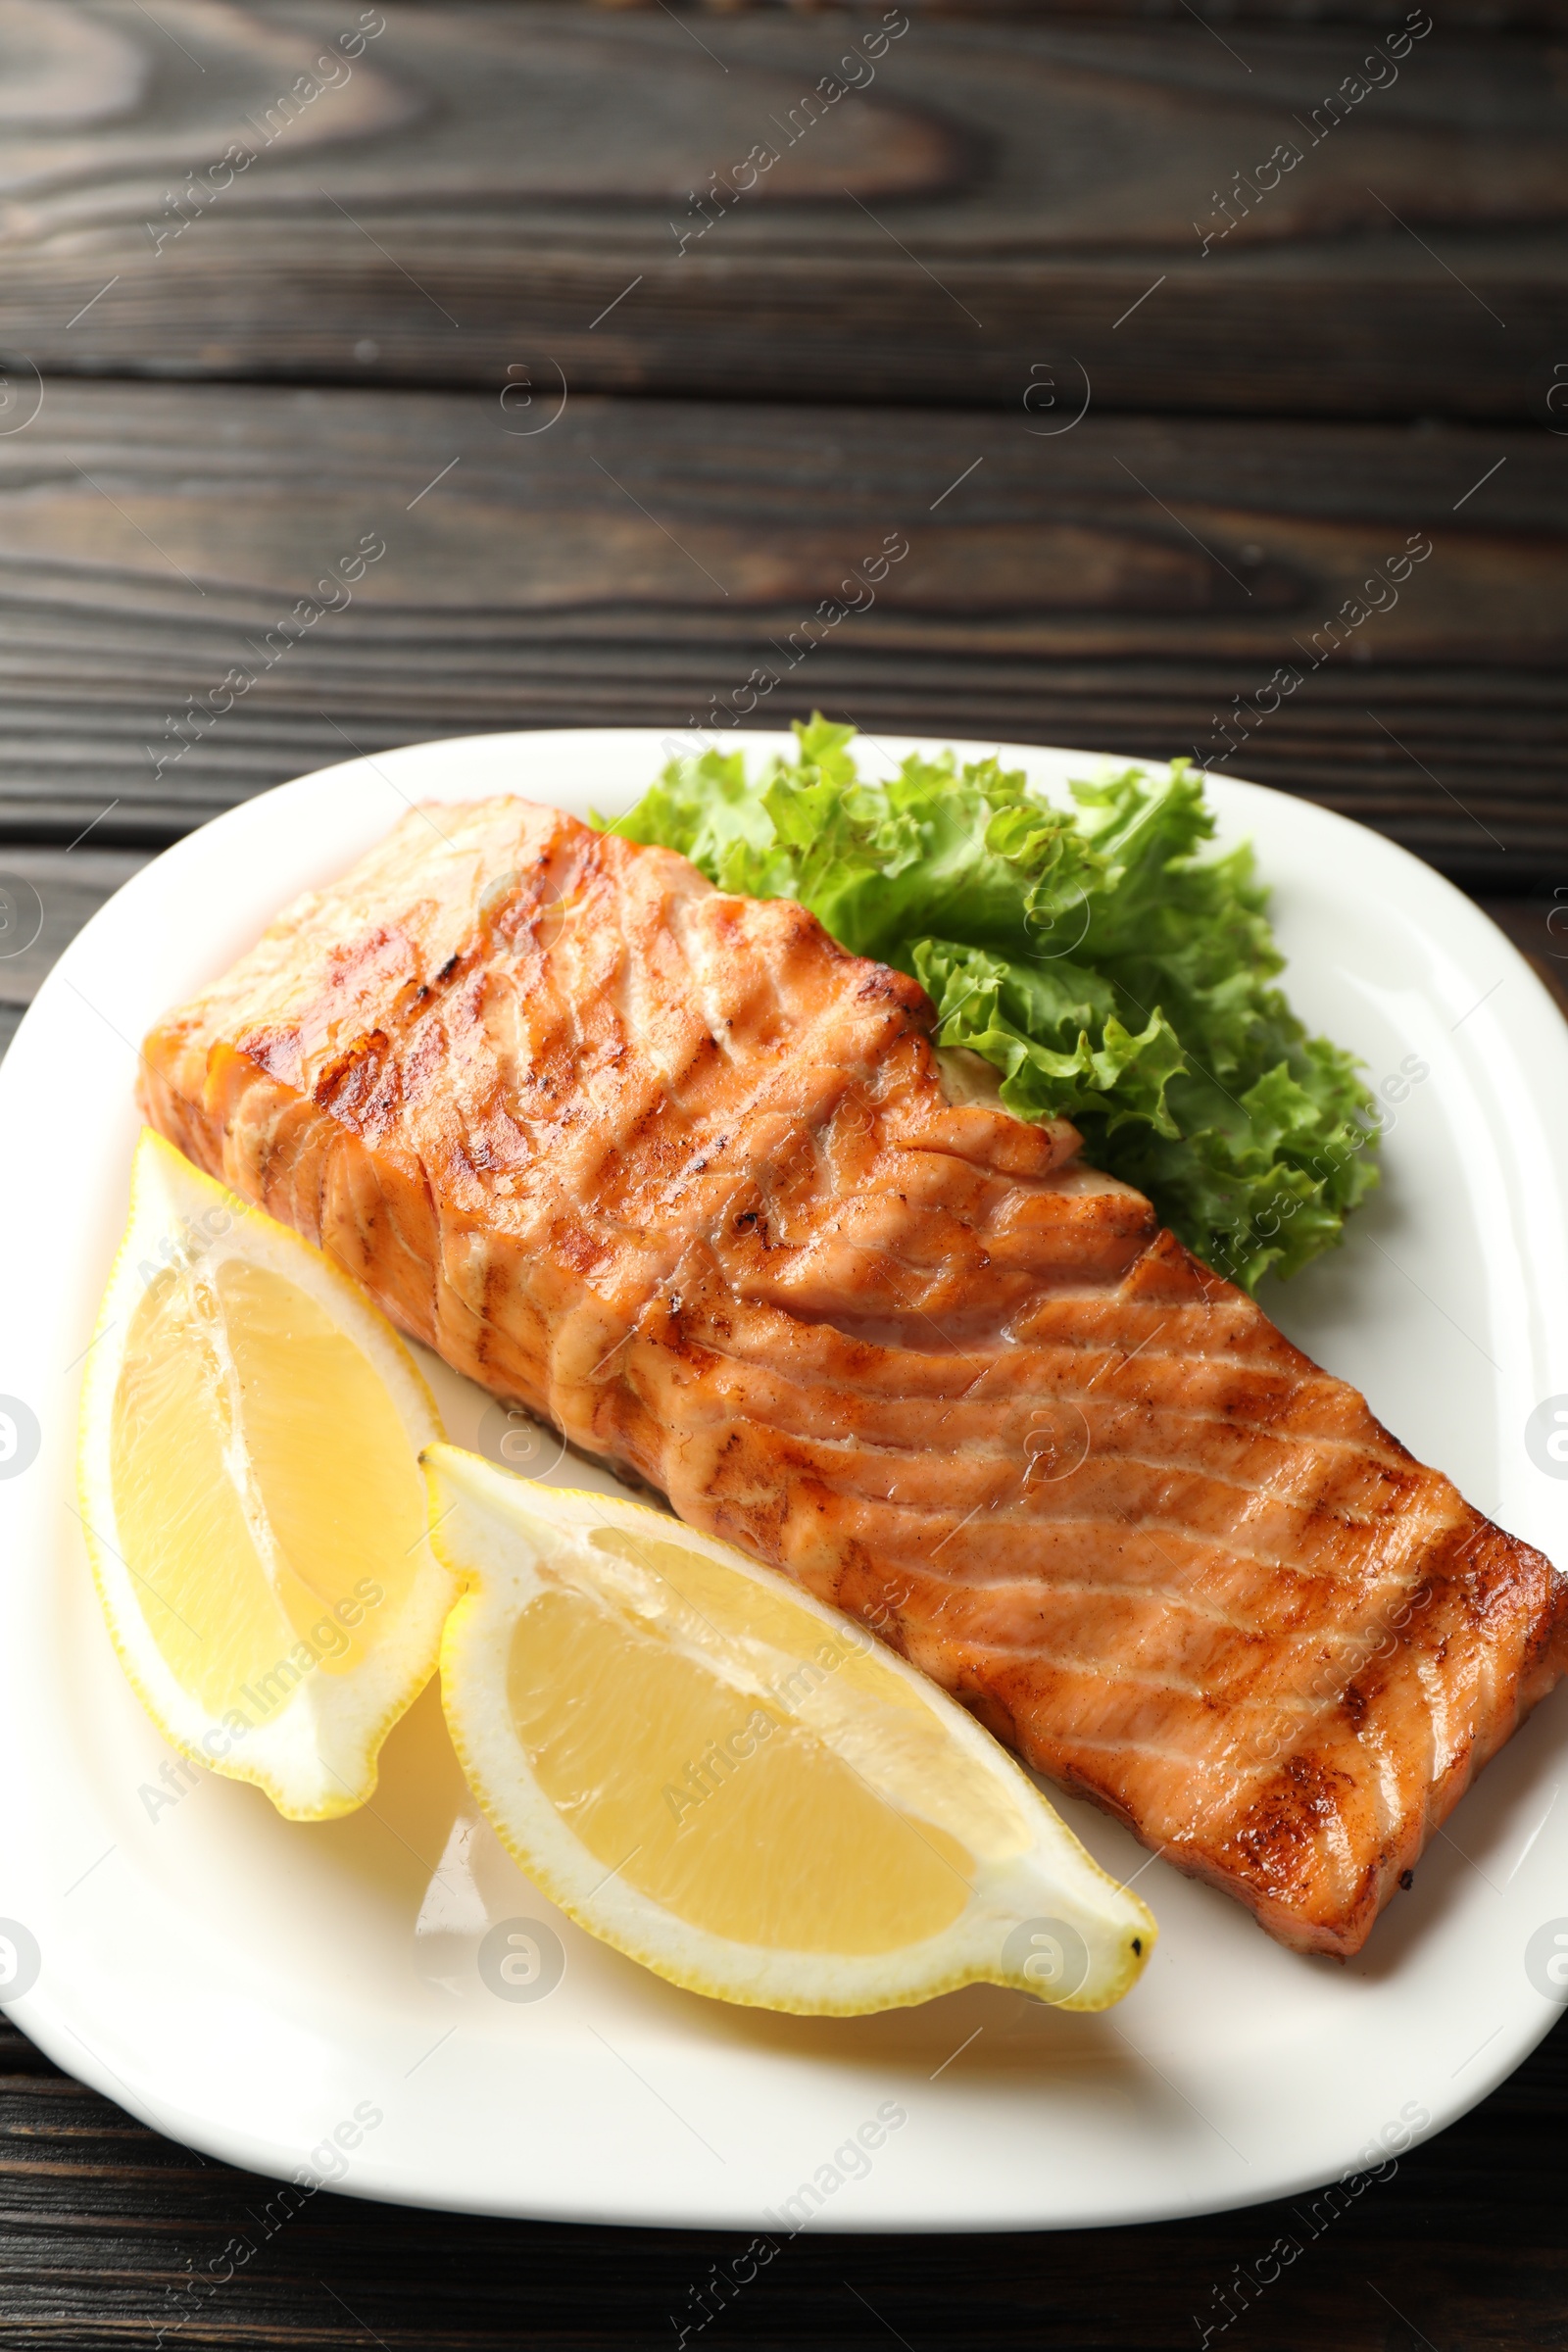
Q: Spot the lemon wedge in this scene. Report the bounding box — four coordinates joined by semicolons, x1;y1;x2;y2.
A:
429;1446;1155;2015
78;1129;454;1820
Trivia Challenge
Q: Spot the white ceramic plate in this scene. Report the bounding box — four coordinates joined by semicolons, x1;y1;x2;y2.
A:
2;728;1566;2234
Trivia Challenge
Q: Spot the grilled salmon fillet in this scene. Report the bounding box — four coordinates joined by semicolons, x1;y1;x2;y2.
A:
138;795;1567;1956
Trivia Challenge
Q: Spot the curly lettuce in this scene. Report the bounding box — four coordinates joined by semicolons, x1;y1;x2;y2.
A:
602;717;1380;1291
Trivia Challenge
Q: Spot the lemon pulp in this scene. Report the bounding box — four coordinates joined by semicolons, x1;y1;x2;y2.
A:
501;1514;1031;1952
111;1257;426;1721
508;1587;972;1951
432;1450;1157;2013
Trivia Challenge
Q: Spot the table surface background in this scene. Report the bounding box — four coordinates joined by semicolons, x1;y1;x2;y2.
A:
2;3;1566;2344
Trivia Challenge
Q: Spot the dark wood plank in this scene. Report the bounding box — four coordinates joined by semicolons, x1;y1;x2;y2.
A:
866;0;1568;16
1;2006;1565;2348
0;380;1558;889
2;4;1564;418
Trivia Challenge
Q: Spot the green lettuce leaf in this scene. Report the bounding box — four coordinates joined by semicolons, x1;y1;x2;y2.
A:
600;716;1381;1290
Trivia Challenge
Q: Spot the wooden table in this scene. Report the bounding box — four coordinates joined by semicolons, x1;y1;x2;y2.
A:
2;4;1566;2343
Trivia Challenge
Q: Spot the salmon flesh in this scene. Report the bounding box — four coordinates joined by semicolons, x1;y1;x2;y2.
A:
138;796;1567;1956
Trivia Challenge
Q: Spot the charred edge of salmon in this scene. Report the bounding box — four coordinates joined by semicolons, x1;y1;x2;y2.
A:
925;1427;1566;1961
1210;1513;1568;1957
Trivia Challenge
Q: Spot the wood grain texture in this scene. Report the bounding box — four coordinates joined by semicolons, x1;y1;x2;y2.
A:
711;0;1568;19
0;380;1557;888
1;2008;1565;2348
1;3;1564;417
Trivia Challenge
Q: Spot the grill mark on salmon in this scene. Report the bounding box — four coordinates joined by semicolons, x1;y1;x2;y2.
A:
137;794;1568;1957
